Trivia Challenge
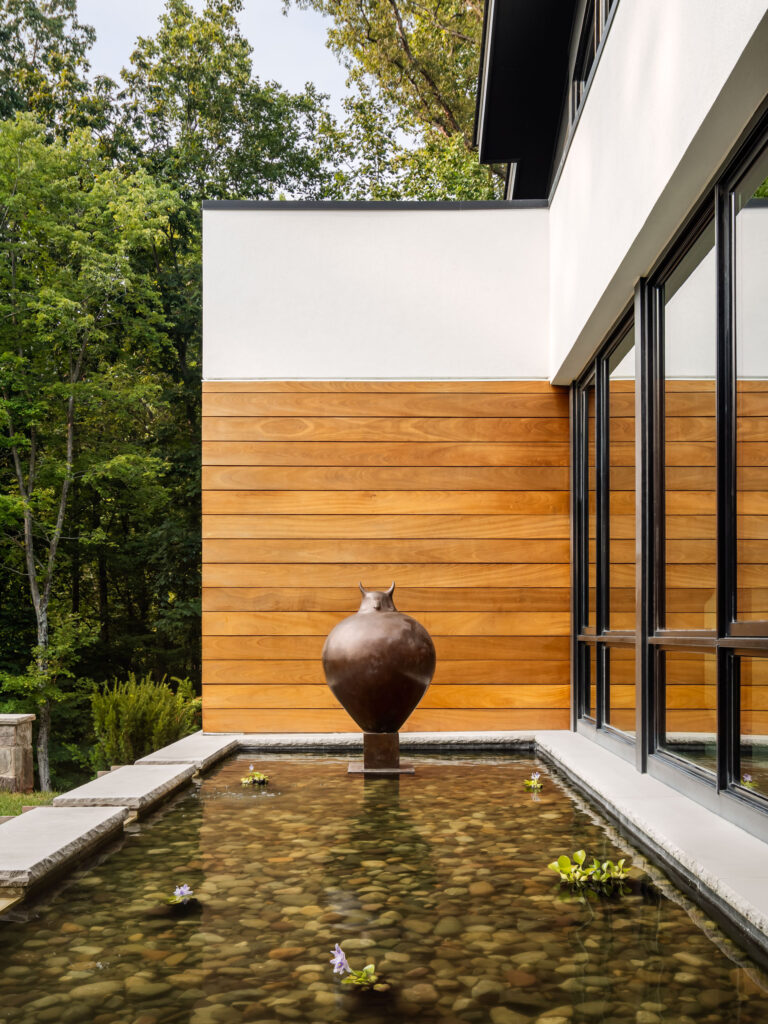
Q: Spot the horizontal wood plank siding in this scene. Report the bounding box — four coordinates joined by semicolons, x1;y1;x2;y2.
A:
202;380;570;733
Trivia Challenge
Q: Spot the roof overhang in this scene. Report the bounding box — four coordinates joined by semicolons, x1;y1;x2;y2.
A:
474;0;578;199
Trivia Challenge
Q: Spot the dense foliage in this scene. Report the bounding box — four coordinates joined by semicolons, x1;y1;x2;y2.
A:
0;0;492;788
289;0;503;198
90;673;200;770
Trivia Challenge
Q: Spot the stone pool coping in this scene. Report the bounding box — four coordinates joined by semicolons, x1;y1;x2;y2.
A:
0;806;128;901
53;763;197;811
3;727;768;967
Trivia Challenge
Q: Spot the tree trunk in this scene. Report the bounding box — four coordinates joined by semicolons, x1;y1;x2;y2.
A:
36;699;52;793
36;613;52;792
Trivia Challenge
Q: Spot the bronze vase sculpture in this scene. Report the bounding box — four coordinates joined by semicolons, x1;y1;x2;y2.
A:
322;583;436;773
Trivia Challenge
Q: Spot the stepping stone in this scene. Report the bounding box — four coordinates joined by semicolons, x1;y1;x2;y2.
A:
135;731;238;771
53;763;196;813
0;806;127;895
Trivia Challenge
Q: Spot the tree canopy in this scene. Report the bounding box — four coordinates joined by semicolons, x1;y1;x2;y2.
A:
0;0;494;787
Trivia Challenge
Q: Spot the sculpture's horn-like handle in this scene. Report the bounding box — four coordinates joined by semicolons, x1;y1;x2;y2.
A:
386;581;395;596
359;581;367;595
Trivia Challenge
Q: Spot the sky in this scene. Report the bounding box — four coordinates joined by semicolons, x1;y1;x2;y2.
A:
77;0;351;117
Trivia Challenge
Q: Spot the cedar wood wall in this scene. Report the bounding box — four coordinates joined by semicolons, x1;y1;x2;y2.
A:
201;380;571;732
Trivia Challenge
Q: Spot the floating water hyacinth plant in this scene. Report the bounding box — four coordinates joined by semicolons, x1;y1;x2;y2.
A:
241;764;269;786
742;774;758;789
169;883;193;905
330;944;388;992
524;771;543;791
548;849;629;894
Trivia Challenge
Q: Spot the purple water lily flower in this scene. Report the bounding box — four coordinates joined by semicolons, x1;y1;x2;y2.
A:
330;944;350;975
743;774;753;783
174;884;193;902
531;772;541;781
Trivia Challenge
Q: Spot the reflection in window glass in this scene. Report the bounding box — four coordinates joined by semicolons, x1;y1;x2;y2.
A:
606;646;635;735
662;221;717;630
580;644;598;721
659;650;717;771
608;331;635;631
587;382;597;628
734;152;768;622
739;655;768;791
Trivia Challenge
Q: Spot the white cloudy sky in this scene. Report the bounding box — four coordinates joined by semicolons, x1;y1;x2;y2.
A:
77;0;351;116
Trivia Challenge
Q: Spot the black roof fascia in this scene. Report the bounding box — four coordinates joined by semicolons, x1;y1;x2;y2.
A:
201;199;547;211
474;0;578;199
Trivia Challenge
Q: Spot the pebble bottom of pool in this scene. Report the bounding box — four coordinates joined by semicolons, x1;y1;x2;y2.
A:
2;753;768;1024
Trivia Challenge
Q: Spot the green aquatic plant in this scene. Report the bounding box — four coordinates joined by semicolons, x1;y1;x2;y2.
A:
523;771;543;791
330;944;389;991
169;883;194;905
241;765;269;786
548;849;629;892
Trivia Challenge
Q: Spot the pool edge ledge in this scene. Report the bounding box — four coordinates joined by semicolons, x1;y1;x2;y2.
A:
534;730;768;966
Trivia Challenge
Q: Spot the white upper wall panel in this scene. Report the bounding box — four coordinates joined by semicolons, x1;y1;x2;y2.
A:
549;0;768;383
203;205;549;380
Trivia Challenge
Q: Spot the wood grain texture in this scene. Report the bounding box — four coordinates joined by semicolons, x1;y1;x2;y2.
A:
203;658;570;685
202;514;571;540
202;539;571;564
202;634;570;661
202;416;569;443
202;392;569;418
203;490;570;515
202;466;569;491
202;380;570;732
202;683;570;711
202;562;571;588
202;610;572;636
202;586;572;612
203;442;571;467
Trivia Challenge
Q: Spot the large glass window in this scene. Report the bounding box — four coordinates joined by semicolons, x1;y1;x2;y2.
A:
587;380;597;629
606;645;635;735
573;111;768;830
608;332;635;631
658;650;718;772
738;655;768;791
661;220;717;632
734;149;768;626
575;317;635;743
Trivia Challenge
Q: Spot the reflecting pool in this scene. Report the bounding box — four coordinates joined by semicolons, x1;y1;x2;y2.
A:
1;753;767;1023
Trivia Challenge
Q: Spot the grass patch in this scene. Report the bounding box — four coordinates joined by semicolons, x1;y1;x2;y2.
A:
0;791;58;816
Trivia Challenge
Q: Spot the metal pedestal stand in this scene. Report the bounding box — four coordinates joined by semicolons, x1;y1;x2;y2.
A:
348;732;415;775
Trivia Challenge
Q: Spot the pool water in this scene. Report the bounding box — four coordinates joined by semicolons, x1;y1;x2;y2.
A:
1;753;768;1024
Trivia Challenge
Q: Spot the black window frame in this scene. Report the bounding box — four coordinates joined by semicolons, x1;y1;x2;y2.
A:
572;103;768;839
573;306;637;761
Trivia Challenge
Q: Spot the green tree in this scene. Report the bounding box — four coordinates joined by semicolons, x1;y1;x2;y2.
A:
0;113;178;788
288;0;502;199
0;0;114;134
121;0;337;201
291;0;481;143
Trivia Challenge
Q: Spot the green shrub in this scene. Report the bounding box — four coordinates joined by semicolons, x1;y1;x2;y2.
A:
91;673;201;771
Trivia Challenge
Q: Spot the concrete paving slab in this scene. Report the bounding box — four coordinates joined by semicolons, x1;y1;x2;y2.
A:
135;731;238;771
0;806;127;895
53;763;196;812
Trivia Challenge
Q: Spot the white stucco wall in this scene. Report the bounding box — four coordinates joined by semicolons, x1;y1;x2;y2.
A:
549;0;768;383
202;205;549;380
